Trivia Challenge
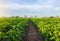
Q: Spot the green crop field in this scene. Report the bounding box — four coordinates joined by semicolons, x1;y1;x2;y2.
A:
0;0;60;41
31;17;60;41
0;17;29;41
0;17;60;41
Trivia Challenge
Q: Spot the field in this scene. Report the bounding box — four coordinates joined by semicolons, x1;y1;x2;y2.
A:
31;17;60;41
0;17;29;41
0;17;60;41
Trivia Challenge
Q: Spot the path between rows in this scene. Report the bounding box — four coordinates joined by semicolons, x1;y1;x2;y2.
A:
23;20;43;41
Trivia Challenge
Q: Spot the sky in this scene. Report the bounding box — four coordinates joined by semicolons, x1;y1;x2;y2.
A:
0;0;60;17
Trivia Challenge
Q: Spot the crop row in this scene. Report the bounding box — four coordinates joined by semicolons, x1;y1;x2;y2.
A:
31;17;60;41
0;17;29;41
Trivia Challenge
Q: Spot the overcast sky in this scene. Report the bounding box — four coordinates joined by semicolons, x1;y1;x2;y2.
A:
0;0;60;17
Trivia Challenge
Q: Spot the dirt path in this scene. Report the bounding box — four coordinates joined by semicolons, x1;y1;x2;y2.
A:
23;20;43;41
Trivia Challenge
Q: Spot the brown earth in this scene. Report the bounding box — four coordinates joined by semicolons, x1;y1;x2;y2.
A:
22;20;44;41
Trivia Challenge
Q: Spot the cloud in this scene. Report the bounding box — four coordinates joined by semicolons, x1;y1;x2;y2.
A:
0;3;52;10
0;1;8;17
0;0;57;10
47;0;55;4
0;0;60;17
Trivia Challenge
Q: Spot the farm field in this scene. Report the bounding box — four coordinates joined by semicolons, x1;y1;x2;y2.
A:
0;17;60;41
0;17;29;41
31;17;60;41
0;0;60;41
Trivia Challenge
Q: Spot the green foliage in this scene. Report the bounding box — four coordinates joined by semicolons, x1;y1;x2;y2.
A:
0;17;29;41
31;17;60;41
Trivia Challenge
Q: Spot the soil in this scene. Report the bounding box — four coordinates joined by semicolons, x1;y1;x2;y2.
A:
22;20;44;41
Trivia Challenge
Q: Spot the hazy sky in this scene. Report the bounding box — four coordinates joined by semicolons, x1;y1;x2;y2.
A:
0;0;60;17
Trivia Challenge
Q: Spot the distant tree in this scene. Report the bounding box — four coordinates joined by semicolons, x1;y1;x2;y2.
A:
10;16;15;18
2;16;7;18
56;16;59;18
30;16;33;18
49;16;55;18
24;15;27;17
15;16;20;18
35;16;37;18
